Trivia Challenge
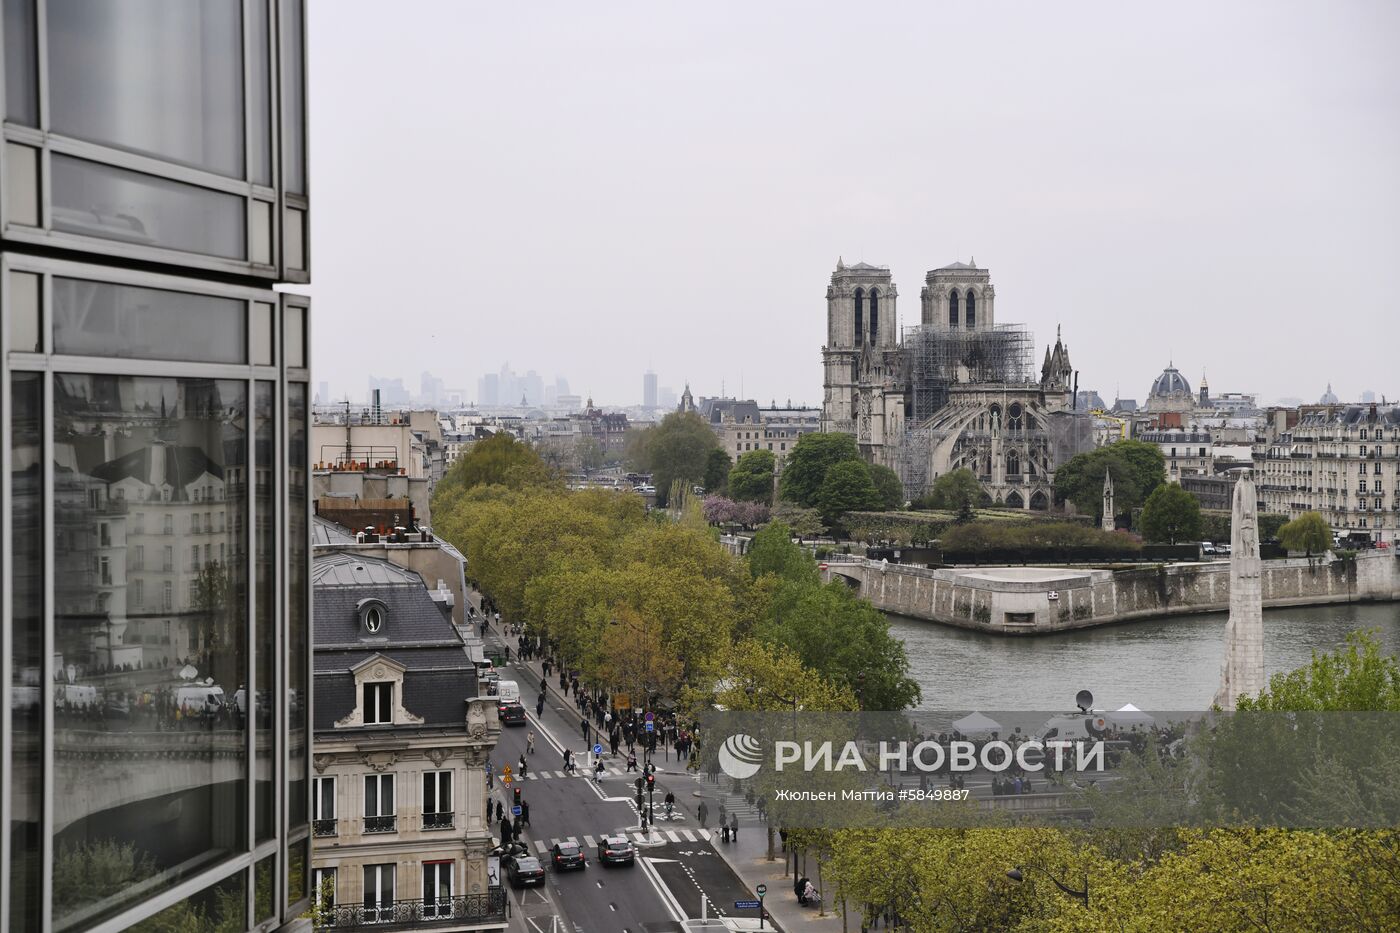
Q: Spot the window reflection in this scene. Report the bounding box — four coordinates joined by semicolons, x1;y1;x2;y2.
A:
287;384;309;832
52;374;248;930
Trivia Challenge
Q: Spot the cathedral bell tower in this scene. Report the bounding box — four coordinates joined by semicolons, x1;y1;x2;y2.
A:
821;259;904;464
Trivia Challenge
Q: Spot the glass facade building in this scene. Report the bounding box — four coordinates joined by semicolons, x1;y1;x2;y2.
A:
2;3;312;931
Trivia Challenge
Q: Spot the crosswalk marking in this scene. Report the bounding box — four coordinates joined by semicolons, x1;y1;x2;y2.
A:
680;829;696;841
565;836;579;846
698;828;711;840
532;839;547;853
665;830;681;842
583;835;596;848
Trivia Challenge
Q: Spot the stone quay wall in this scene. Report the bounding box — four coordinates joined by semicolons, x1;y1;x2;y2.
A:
821;552;1400;634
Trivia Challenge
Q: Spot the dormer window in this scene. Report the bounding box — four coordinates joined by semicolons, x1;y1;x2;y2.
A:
365;606;383;633
357;598;388;635
364;682;393;724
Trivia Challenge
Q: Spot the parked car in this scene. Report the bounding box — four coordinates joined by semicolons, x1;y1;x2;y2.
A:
596;834;635;865
551;841;586;871
480;671;500;697
504;854;545;888
498;702;527;726
1200;542;1217;556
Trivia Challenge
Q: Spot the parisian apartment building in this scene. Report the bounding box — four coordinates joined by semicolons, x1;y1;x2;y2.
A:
1;3;313;931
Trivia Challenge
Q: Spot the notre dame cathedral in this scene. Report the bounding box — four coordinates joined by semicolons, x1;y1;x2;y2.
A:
821;258;1091;508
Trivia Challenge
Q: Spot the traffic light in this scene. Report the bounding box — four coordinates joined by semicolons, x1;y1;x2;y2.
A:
513;786;521;805
645;773;655;792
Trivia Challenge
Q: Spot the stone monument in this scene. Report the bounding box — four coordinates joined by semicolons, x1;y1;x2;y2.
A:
1101;470;1115;532
1214;472;1264;708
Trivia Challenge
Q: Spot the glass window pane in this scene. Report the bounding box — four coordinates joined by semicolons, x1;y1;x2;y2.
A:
249;0;272;186
9;373;42;933
47;0;244;177
252;303;274;366
52;277;246;363
287;383;309;831
255;381;276;840
3;0;38;125
282;0;306;194
285;304;306;368
251;199;273;265
51;155;247;260
287;836;309;909
52;375;249;931
255;855;276;924
4;142;40;227
285;206;306;273
8;271;41;352
127;870;245;932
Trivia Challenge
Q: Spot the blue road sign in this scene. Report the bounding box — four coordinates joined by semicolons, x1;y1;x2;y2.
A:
511;805;521;816
645;721;654;732
645;711;655;721
593;743;603;755
735;900;760;910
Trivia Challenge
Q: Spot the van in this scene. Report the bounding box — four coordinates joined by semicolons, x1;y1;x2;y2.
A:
496;680;520;704
176;684;226;714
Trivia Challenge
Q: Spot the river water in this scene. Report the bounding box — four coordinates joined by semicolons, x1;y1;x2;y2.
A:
889;602;1400;711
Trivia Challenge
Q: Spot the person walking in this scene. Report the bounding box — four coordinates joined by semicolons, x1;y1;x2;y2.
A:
536;693;545;717
730;813;738;842
520;800;530;827
499;815;513;844
518;753;528;778
697;800;709;829
594;759;605;784
526;730;536;755
495;800;504;824
562;748;574;774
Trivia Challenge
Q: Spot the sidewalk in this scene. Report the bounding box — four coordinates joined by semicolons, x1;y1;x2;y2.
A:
474;599;846;933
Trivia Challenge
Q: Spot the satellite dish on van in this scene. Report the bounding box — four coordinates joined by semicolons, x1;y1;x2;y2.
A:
178;665;198;681
1075;689;1094;713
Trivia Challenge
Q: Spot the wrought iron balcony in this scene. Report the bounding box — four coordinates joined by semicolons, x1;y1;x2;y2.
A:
422;812;454;830
312;819;337;837
363;815;396;834
318;891;508;929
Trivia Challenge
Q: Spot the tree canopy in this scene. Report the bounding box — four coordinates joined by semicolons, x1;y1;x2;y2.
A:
867;462;905;510
1237;630;1400;711
916;468;982;511
1053;439;1165;518
703;447;732;494
728;448;776;504
816;459;883;529
436;431;556;495
1139;482;1202;544
628;411;721;506
780;432;862;508
1279;511;1332;556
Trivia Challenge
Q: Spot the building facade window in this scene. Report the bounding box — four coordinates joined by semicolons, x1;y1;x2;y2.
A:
869;287;879;344
423;861;454;918
948;290;959;327
312;776;336;836
362;864;396;922
364;681;393;724
965;290;976;328
423;771;453;830
853;287;864;344
364;773;396;833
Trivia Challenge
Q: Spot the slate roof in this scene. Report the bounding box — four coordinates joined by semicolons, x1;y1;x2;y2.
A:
312;515;358;546
89;444;223;491
313;551;477;732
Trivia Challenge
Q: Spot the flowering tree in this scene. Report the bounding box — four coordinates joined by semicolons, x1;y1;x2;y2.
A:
703;494;738;525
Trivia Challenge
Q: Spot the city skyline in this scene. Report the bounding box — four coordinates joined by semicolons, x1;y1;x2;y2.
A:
304;0;1399;412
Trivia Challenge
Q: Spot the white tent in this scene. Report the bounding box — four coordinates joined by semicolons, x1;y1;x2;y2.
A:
952;711;1002;737
1110;703;1155;727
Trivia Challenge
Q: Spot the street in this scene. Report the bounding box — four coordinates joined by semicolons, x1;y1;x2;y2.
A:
483;625;774;932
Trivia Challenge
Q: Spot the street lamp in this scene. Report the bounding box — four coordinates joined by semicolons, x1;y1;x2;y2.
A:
744;684;798;862
1006;866;1088;907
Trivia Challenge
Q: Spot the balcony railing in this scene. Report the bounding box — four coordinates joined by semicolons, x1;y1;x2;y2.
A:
422;812;454;830
318;891;508;929
363;815;396;834
312;819;337;837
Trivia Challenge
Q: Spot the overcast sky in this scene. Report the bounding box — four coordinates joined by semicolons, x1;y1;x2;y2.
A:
306;0;1400;409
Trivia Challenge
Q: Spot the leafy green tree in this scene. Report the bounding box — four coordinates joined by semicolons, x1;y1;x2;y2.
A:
728;449;776;504
1139;482;1202;544
632;412;720;506
746;521;819;584
919;468;982;511
1279;511;1332;556
1259;512;1288;542
1238;630;1400;711
703;447;732;494
574;436;604;472
867;463;905;510
780;432;862;508
771;502;826;541
438;431;555;494
1053;440;1165;517
815;460;882;530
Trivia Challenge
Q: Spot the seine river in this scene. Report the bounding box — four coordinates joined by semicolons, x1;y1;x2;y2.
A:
888;602;1400;711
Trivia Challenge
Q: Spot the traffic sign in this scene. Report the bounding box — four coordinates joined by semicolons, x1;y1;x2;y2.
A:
645;711;655;721
503;764;512;775
756;883;767;896
645;721;654;732
735;900;760;910
593;743;603;755
511;805;521;816
502;774;512;785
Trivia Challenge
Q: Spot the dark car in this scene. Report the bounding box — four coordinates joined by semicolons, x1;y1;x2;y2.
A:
480;671;500;697
504;854;545;888
499;702;527;726
597;834;635;865
551;841;586;871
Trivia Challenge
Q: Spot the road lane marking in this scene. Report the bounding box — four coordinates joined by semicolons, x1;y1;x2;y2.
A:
584;834;596;847
636;857;687;922
533;839;547;853
680;829;696;841
698;828;711;840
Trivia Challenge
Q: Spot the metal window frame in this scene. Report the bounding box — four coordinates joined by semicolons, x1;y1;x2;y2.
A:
0;0;302;281
1;254;309;932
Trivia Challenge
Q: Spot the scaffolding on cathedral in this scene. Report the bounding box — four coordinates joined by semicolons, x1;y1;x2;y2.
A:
902;323;1037;424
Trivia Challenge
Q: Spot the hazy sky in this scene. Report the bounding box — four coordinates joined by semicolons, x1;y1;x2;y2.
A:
306;0;1400;409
